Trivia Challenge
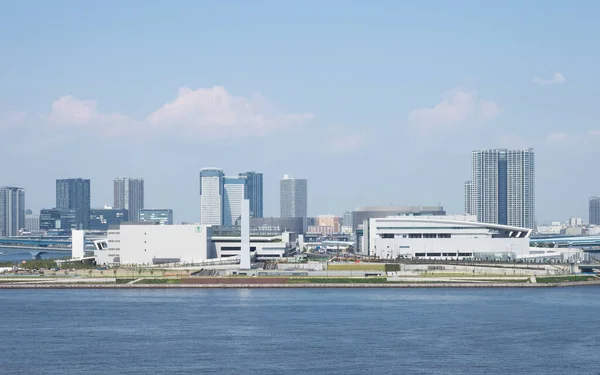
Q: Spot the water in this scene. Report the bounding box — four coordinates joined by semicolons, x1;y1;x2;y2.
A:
1;288;600;374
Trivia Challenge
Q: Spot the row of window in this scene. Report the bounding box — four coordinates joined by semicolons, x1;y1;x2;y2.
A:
414;252;473;257
380;233;452;239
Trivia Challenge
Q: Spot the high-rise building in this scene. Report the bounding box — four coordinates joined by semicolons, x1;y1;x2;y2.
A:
114;178;144;222
280;175;307;222
138;209;173;225
316;214;341;233
239;171;263;218
25;214;40;233
199;168;224;225
590;196;600;225
56;178;91;229
223;177;246;226
466;149;535;229
0;187;25;236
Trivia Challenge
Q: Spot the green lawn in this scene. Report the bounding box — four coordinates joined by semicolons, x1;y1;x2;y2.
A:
287;277;388;284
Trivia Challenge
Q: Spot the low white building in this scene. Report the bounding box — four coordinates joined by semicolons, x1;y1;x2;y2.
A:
95;223;294;266
363;214;532;260
114;224;213;266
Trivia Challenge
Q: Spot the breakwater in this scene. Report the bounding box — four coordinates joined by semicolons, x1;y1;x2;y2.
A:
2;281;600;289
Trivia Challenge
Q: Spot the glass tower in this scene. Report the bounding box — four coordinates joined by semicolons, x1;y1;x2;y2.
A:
239;171;263;218
199;168;224;225
0;187;25;236
114;177;144;222
56;178;91;230
280;175;307;223
466;149;535;229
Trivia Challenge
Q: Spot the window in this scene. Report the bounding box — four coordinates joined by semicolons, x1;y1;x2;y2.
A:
438;234;451;238
423;233;436;239
409;233;422;238
380;233;394;239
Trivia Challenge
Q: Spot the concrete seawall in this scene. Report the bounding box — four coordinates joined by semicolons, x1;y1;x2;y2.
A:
2;281;600;289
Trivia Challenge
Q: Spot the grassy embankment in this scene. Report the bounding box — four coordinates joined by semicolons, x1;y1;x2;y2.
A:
536;275;598;283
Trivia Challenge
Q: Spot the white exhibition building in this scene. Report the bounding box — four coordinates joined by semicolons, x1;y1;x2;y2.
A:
361;214;584;262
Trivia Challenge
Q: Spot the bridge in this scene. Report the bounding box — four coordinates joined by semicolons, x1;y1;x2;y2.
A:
0;245;72;260
0;236;97;260
530;235;600;250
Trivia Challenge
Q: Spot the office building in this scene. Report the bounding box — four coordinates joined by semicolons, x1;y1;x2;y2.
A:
280;175;307;220
223;177;246;226
590;197;600;225
138;209;173;225
56;178;91;229
89;208;128;231
114;178;144;222
25;214;40;233
40;208;77;231
316;214;341;233
466;149;535;229
351;206;446;232
199;168;224;225
239;171;263;218
0;187;25;236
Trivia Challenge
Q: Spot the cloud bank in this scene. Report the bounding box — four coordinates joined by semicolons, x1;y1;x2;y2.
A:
9;86;313;139
533;72;566;85
408;89;501;131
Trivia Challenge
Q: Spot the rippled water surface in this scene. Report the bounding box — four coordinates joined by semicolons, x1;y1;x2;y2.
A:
1;288;600;374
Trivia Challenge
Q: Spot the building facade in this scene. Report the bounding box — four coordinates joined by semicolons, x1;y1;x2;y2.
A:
89;208;128;231
223;177;246;226
199;168;224;225
363;214;532;260
315;214;341;233
280;175;307;222
138;209;173;225
0;187;25;236
590;196;600;225
25;214;40;233
466;149;535;229
239;171;263;218
56;178;91;229
113;177;144;222
40;208;77;232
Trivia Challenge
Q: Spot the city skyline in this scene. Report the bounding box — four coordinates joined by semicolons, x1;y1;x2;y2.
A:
1;2;599;222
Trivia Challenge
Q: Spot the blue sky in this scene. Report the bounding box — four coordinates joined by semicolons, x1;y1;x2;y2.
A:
1;0;599;223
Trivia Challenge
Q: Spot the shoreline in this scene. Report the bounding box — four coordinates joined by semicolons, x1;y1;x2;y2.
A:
2;280;600;289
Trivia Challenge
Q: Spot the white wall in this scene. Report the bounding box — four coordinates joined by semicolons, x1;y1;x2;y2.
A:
120;224;212;265
372;237;529;259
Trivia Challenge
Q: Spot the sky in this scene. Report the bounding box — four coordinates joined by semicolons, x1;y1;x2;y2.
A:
1;0;599;223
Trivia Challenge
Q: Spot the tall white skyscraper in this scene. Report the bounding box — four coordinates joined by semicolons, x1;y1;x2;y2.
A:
466;148;535;229
280;175;307;221
200;168;224;225
114;177;144;222
0;186;25;236
223;177;246;226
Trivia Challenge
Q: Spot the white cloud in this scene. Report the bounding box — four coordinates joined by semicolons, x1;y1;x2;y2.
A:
533;72;566;85
589;130;600;136
146;86;313;137
408;89;501;131
546;132;569;142
41;86;313;138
